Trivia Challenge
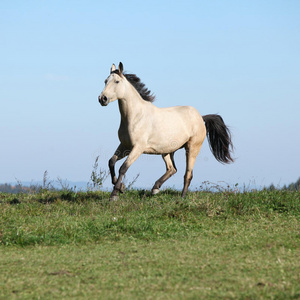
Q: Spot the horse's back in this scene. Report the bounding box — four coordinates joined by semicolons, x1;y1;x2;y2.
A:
157;105;205;134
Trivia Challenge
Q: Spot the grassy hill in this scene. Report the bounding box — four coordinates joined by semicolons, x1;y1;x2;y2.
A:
0;189;299;299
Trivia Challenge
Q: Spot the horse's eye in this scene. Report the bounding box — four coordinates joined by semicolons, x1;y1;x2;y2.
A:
115;80;119;84
104;79;107;84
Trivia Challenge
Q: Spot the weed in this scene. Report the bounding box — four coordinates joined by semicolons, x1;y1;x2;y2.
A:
87;156;108;191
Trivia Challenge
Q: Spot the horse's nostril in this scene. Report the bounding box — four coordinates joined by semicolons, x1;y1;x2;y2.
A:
99;95;109;106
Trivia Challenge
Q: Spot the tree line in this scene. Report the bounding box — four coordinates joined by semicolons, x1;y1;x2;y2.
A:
0;183;30;194
0;177;299;193
265;177;300;192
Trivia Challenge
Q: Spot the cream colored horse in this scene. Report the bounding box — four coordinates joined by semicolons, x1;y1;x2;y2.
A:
98;62;233;200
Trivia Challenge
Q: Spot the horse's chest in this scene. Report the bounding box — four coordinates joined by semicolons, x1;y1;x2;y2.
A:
118;125;138;148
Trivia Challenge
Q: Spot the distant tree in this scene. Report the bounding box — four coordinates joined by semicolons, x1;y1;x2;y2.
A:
0;183;14;193
268;184;276;191
285;177;300;191
267;177;300;191
0;183;30;194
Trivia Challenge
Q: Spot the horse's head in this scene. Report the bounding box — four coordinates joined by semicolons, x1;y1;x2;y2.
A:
98;62;125;106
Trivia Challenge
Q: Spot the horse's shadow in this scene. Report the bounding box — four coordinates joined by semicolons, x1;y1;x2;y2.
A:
136;189;181;199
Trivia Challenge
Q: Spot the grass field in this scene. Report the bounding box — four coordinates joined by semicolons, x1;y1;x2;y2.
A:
0;189;299;299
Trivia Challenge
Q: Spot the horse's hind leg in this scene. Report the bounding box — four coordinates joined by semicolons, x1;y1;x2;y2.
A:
181;142;202;198
151;153;177;195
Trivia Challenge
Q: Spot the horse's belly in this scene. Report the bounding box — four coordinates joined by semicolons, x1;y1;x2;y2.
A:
145;134;189;154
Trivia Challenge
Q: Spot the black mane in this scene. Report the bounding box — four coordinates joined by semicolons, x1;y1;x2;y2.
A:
124;73;155;102
111;70;155;102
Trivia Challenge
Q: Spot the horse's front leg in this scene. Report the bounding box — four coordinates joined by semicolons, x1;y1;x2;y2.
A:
110;145;143;201
108;143;128;186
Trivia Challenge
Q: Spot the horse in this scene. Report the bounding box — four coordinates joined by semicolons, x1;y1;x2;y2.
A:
98;62;234;200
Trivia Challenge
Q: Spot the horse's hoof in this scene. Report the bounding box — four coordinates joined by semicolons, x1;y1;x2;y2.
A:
110;195;119;202
120;183;125;194
152;188;160;195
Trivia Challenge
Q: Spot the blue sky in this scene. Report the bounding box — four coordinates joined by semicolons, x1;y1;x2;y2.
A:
1;0;299;189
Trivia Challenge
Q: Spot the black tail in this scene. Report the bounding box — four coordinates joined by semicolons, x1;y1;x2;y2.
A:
202;114;234;164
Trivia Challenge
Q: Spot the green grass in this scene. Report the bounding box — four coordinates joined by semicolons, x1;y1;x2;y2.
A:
0;189;299;299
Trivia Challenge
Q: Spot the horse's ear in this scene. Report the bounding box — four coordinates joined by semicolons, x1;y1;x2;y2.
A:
110;64;116;73
119;62;123;74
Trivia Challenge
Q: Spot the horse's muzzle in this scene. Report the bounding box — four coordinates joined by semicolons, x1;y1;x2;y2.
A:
99;95;109;106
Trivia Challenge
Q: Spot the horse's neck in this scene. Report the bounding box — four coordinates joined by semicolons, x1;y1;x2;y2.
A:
118;85;145;123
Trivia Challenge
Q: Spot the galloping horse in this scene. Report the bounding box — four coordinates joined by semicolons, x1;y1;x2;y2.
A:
98;62;233;200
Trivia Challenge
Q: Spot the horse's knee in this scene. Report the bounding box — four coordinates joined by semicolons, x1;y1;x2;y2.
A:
108;157;115;170
109;158;118;185
171;166;177;176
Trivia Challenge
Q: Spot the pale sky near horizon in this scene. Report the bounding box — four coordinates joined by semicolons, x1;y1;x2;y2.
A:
1;0;299;190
